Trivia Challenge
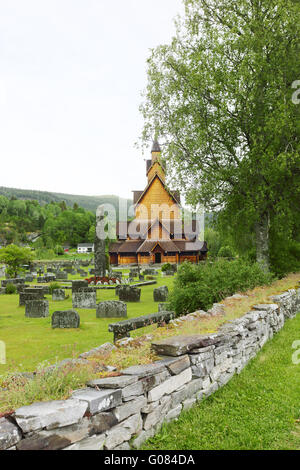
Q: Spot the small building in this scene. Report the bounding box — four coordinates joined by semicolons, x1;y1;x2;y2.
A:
77;243;95;254
109;140;208;266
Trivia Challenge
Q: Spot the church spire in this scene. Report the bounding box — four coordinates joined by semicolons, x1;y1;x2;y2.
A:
151;139;161;153
151;139;161;163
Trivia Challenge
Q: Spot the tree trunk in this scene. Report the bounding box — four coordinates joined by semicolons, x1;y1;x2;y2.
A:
255;211;270;273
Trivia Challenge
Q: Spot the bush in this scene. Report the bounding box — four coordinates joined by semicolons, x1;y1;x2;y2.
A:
218;245;235;258
49;282;61;295
270;238;300;278
5;283;17;294
169;260;274;315
161;263;172;273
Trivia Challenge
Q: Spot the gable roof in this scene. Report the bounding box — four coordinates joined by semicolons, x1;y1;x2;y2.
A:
135;173;181;207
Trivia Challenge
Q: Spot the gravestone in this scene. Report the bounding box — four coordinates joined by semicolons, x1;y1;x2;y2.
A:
94;205;106;277
143;268;157;276
72;290;96;309
96;301;127;318
158;303;168;312
25;275;33;282
56;272;68;281
19;288;45;306
0;266;5;278
52;310;80;329
72;280;88;293
129;268;138;278
118;286;141;303
1;278;25;288
25;300;49;318
52;289;66;301
114;272;123;279
153;286;169;302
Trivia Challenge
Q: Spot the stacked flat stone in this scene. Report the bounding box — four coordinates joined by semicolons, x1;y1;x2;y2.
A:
1;287;299;450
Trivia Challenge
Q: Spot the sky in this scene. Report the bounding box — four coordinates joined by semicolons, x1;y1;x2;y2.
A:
0;0;184;200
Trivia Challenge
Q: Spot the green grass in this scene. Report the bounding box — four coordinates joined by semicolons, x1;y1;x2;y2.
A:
142;312;300;450
0;272;174;373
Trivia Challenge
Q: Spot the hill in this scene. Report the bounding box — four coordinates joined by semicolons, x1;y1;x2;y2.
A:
0;186;133;215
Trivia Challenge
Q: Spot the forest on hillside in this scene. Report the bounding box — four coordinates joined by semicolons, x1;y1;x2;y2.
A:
0;186;132;214
0;195;96;256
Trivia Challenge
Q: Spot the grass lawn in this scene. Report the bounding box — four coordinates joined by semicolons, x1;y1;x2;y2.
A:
142;312;300;450
0;272;174;373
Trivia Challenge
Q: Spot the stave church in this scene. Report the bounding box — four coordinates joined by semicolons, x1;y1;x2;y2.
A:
109;141;208;266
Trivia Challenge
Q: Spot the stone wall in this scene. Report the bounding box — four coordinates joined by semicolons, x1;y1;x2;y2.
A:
1;287;299;451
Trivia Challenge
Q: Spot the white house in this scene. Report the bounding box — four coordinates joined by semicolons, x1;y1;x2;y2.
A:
77;243;94;254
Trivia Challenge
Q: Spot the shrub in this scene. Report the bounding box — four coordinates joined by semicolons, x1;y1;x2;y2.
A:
161;263;172;273
169;259;274;315
270;239;300;278
5;283;17;294
218;245;235;258
49;282;61;295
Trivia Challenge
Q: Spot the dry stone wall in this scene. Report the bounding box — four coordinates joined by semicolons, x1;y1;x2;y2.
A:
1;287;299;451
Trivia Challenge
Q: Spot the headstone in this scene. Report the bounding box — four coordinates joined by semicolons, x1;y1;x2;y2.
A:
113;272;123;279
0;266;6;278
153;286;169;302
118;286;141;303
158;303;167;312
72;291;97;309
19;288;45;306
25;300;49;318
52;289;66;301
139;274;145;281
94;205;106;277
96;301;127;318
52;310;80;329
143;268;157;276
1;278;25;288
72;280;88;293
25;275;33;282
56;272;68;281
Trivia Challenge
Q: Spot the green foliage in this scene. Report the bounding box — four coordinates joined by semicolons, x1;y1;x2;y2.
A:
270;238;300;278
5;283;17;295
141;0;300;270
218;246;235;258
0;186;132;215
1;363;93;414
161;263;172;273
0;244;35;278
54;245;64;256
34;248;56;260
49;282;61;295
169;260;274;315
204;227;222;258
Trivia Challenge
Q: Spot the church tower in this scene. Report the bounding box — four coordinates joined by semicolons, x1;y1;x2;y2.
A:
109;140;207;265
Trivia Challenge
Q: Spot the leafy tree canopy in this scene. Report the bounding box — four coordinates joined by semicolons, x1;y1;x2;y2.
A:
141;0;300;271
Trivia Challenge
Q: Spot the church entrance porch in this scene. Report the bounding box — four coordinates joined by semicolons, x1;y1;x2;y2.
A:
155;252;162;264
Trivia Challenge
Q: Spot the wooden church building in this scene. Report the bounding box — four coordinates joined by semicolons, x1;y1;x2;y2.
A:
109;141;208;266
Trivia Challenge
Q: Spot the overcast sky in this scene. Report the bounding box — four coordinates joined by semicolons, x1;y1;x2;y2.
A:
0;0;184;200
